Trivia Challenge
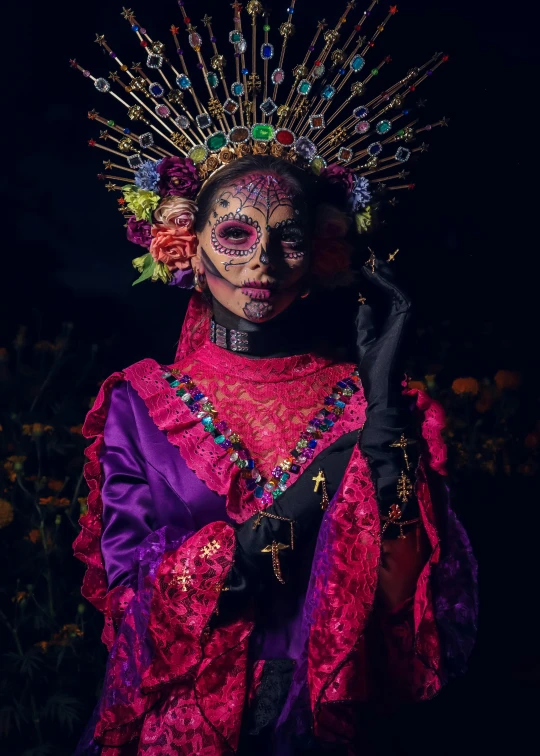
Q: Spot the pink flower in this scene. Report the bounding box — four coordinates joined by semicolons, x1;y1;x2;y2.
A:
149;225;198;271
153;196;198;231
126;216;152;248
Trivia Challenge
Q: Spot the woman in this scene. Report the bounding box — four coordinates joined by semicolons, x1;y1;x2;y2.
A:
73;154;477;755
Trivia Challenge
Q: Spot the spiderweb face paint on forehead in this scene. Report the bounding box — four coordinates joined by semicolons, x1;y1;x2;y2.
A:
215;173;296;225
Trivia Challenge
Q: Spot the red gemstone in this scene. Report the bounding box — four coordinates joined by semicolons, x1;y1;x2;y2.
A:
354;24;361;31
184;17;191;23
410;85;416;91
315;60;321;66
276;129;295;146
141;40;148;47
442;54;449;62
369;41;375;47
408;184;416;190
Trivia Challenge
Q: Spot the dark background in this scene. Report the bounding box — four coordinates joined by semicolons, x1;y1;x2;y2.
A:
4;0;539;753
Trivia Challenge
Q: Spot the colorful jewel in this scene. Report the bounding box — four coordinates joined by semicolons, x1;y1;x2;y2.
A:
196;113;213;129
321;85;336;100
353;106;369;119
338;147;354;163
350;55;365;72
260;97;278;116
223;98;239;114
309;114;325;130
297;79;312;96
231;81;245;97
149;82;164;97
275;128;295;146
251;123;275;141
355;120;370;134
376;119;392;135
175;115;190;130
367;141;383;156
271;68;285;85
188;144;209;163
261;43;274;60
395;146;411;162
229;126;251;144
206;131;228;151
176;74;191;90
294;136;317;160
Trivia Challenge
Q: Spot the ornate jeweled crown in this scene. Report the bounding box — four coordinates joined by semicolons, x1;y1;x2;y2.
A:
72;1;448;192
70;1;448;284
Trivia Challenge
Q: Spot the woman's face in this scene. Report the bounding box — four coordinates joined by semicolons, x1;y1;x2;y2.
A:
193;172;310;322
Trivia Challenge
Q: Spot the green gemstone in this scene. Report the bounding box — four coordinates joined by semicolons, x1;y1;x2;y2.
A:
371;68;379;76
310;156;326;175
176;387;186;396
263;24;271;31
207;72;219;88
202;402;214;411
107;120;115;127
236;459;248;469
206;131;228;151
272;488;283;498
251;123;274;141
231;31;242;42
376;120;392;134
396;129;405;137
214;435;225;444
298;80;311;95
188;145;208;164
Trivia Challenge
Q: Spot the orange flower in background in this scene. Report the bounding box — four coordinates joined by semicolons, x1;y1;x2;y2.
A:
494;370;522;391
0;498;14;528
3;456;26;481
47;479;64;492
26;528;41;543
39;496;70;508
22;423;54;437
452;377;480;396
408;380;427;392
12;591;28;604
35;641;50;653
69;424;83;435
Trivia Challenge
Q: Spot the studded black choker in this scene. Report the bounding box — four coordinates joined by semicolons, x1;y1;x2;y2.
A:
209;318;313;357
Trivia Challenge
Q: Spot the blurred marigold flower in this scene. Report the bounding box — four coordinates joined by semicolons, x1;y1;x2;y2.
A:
52;624;84;645
408;380;427;392
33;340;57;353
78;496;88;515
22;423;54;437
25;528;41;543
3;456;26;481
47;479;64;492
12;591;28;604
494;370;522;391
0;498;14;528
69;424;84;435
35;641;50;653
451;377;480;396
39;496;70;508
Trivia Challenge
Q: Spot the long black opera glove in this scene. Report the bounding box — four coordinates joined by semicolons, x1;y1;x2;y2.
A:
216;430;358;622
356;258;420;535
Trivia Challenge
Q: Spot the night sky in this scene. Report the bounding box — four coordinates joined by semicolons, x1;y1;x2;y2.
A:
7;1;540;751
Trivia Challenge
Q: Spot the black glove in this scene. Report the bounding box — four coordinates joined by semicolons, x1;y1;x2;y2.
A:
356;257;419;533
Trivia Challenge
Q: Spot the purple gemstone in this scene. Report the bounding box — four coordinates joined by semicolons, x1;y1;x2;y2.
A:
191;402;200;412
425;124;432;131
290;464;300;474
326;413;337;423
312;419;322;427
309;45;315;51
294;136;317;160
140;28;147;34
246;479;257;491
83;70;91;77
262;491;273;505
272;466;283;477
177;48;184;55
216;421;228;432
110;51;117;58
180;374;190;383
235;52;241;57
178;1;184;6
303;448;314;459
300;432;311;440
210;36;217;42
220;439;232;450
197;62;204;69
238;449;249;460
427;70;433;76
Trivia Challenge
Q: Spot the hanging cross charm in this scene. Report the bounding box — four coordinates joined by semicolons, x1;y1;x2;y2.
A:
312;469;326;492
387;248;400;263
358;292;367;305
389;433;417;470
365;248;377;273
397;470;413;503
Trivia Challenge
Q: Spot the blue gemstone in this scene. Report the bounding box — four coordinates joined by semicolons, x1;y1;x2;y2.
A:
321;85;336;100
335;401;346;409
247;459;255;469
308;440;317;449
241;67;249;75
287;7;295;12
123;128;131;134
261;43;274;59
402;109;409;115
254;486;264;499
339;68;346;75
353;106;369;119
350;55;365;72
131;25;139;32
202;416;213;426
176;74;191;89
150;84;164;97
246;480;257;491
337;381;348;389
193;392;204;400
170;379;180;387
367;141;382;156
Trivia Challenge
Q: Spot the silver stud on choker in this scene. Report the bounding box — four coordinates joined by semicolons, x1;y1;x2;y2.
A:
210;320;249;353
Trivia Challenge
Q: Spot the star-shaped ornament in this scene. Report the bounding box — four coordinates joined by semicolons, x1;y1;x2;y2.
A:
94;34;105;46
202;15;212;26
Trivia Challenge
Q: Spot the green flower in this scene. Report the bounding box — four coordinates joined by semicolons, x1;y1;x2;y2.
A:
122;186;160;222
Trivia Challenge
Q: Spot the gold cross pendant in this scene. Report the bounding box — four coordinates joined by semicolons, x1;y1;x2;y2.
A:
312;469;326;492
389;433;417;470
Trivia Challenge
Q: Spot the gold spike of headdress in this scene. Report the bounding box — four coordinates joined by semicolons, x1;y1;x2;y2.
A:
71;2;449;199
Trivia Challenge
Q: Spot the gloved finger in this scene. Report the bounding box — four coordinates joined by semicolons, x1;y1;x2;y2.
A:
361;258;411;313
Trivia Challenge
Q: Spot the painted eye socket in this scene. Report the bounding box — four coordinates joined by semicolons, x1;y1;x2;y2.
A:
219;226;250;242
281;230;305;249
215;221;259;248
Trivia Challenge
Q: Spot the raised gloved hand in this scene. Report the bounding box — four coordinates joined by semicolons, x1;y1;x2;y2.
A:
356;255;419;533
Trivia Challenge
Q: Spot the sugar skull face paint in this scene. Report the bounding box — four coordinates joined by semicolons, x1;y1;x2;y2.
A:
194;172;310;323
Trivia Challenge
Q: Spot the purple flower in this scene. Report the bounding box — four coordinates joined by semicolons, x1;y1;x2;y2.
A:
321;164;355;195
157;157;201;199
126;216;152;248
350;175;372;211
134;159;161;191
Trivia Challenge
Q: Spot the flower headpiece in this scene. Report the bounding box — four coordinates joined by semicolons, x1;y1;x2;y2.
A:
71;1;449;284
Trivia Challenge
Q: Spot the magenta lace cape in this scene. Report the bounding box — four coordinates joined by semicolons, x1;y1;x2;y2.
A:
73;295;478;754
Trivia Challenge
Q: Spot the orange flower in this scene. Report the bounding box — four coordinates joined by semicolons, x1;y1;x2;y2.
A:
69;424;83;435
39;496;70;508
407;380;427;392
51;624;84;645
22;423;54;437
35;641;50;653
12;591;28;604
451;377;480;396
26;528;41;543
494;370;521;391
0;498;14;528
47;479;64;492
149;224;198;271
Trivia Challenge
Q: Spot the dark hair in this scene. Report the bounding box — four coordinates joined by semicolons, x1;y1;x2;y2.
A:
194;154;320;234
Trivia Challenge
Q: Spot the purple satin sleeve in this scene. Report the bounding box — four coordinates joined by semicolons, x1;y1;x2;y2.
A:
100;381;229;590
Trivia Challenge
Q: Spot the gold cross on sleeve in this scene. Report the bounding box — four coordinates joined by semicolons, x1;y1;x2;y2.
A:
389;433;417;470
312;469;326;492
